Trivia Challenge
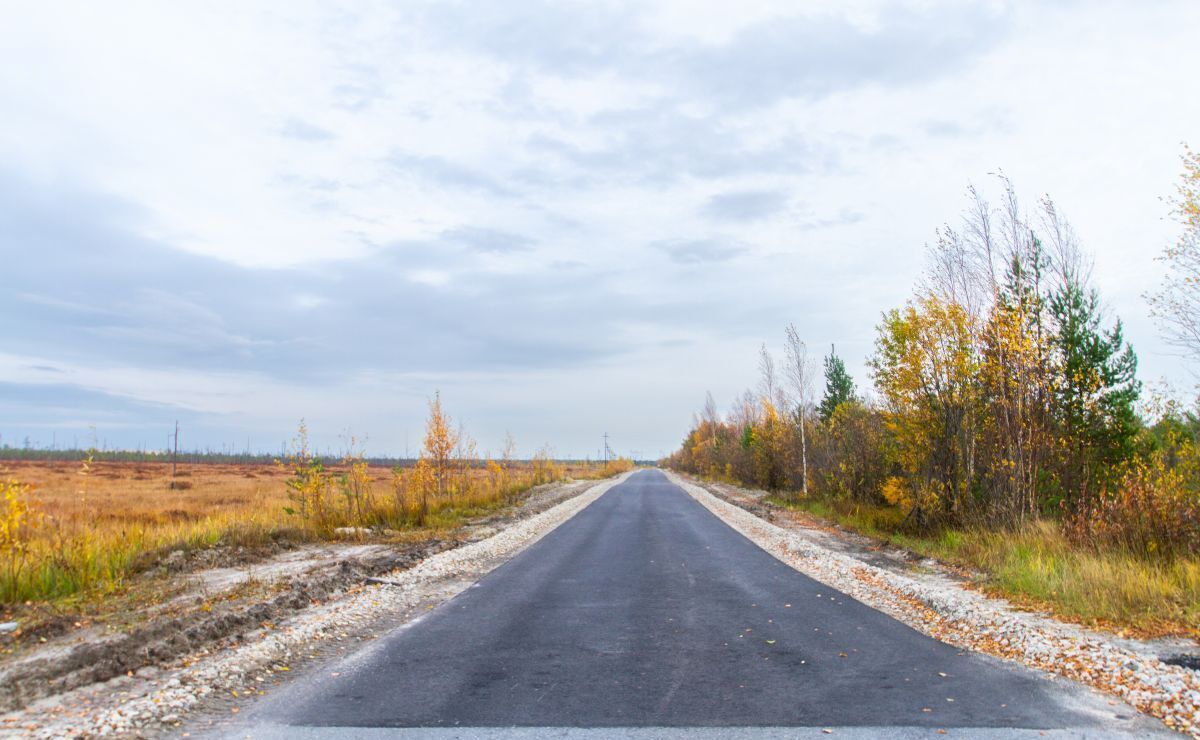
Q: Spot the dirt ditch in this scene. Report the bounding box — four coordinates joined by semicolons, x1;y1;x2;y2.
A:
0;540;446;714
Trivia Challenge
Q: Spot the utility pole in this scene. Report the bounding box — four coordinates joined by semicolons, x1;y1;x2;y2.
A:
602;432;609;464
170;420;179;490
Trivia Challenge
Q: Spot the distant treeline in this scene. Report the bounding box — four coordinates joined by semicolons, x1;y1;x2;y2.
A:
0;446;402;466
0;446;647;468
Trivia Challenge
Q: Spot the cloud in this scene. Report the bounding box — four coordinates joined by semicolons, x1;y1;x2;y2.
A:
796;209;866;231
417;2;1009;107
0;171;742;387
528;111;832;186
385;152;515;197
923;120;966;138
655;239;745;265
442;226;535;254
2;1;1198;458
667;5;1011;106
279;117;335;142
0;381;197;433
701;190;788;221
415;1;646;77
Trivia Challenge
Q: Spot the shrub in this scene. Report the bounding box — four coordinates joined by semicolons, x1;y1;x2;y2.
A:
0;475;38;602
1063;456;1200;558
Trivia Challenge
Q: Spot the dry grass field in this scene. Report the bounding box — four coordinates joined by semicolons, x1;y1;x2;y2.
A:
780;495;1200;639
9;460;298;529
0;456;631;610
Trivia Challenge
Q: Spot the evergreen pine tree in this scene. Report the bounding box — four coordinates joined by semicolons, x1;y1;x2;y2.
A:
818;346;857;422
1049;275;1140;496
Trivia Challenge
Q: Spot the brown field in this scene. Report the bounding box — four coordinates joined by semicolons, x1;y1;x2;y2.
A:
5;459;438;528
8;460;301;529
0;457;631;608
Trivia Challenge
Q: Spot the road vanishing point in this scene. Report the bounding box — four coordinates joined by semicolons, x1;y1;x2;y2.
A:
226;470;1170;739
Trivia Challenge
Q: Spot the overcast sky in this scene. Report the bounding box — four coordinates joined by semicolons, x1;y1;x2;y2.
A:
2;1;1198;459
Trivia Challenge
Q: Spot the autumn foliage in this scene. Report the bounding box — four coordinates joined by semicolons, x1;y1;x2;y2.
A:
277;395;572;533
669;176;1198;561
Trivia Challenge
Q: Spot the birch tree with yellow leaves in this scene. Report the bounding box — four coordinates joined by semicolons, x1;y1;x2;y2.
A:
871;294;981;526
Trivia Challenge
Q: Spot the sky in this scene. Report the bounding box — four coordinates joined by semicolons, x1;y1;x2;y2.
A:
2;1;1198;460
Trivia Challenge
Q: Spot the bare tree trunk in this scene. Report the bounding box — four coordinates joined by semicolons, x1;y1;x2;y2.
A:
784;323;815;497
170;420;179;491
800;407;808;496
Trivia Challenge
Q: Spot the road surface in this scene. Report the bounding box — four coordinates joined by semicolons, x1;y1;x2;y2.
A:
230;470;1167;738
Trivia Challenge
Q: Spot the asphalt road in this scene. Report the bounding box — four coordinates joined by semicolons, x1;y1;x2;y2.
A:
233;470;1166;737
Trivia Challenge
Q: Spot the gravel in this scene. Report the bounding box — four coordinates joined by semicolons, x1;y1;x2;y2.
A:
666;471;1200;738
0;473;632;739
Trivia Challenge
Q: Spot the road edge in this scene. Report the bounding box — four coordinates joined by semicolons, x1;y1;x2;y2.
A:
10;471;636;738
663;470;1196;737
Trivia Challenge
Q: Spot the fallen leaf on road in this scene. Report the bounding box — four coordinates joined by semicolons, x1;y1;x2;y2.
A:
838;652;847;658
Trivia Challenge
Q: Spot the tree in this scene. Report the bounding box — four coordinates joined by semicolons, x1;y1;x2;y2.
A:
1049;274;1141;499
784;324;815;494
818;347;856;423
871;294;980;525
813;399;889;503
749;398;790;491
1148;145;1200;361
421;392;459;513
501;431;517;470
978;246;1052;522
758;343;787;412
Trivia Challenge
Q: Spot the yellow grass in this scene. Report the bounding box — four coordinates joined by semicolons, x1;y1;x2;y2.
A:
0;458;621;608
779;496;1200;638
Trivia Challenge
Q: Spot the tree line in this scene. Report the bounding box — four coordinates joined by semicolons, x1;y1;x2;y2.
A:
668;166;1200;558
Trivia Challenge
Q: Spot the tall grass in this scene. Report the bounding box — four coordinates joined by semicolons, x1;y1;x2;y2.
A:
776;495;1200;636
2;474;295;605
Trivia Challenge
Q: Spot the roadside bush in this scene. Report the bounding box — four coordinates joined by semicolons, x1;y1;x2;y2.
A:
0;475;39;602
810;400;890;504
1063;456;1200;559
